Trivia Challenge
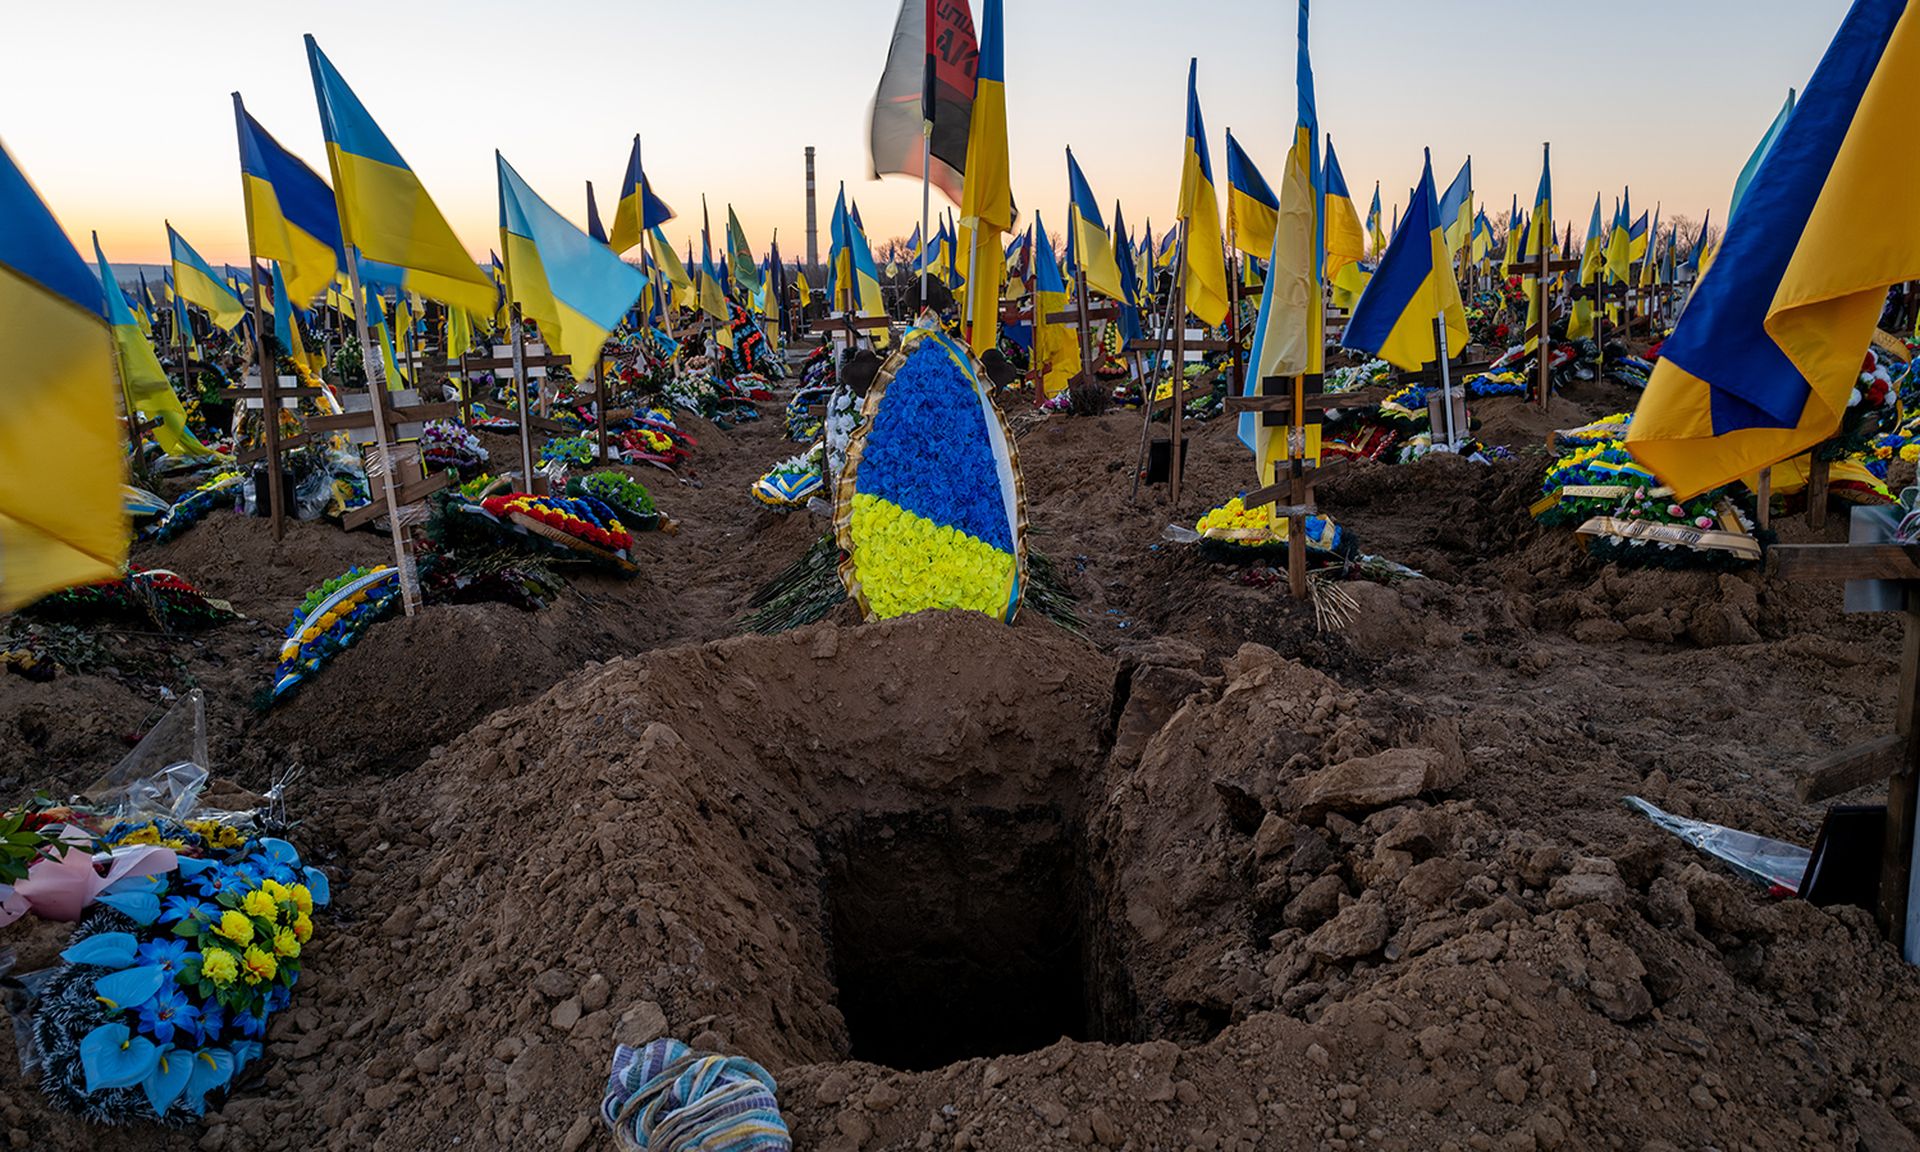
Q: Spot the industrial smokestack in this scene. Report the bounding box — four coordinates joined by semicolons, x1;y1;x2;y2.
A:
805;146;819;276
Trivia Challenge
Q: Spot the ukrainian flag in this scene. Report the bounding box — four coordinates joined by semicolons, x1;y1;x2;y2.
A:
1177;59;1229;327
1031;212;1077;398
234;94;342;308
94;234;204;459
845;199;888;335
1323;140;1369;305
1731;89;1796;224
1225;131;1280;257
1345;150;1468;373
585;181;607;245
1065;149;1124;301
1367;184;1385;260
1683;210;1712;276
1438;157;1473;258
959;0;1011;355
727;205;760;301
1630;0;1920;499
305;35;493;317
1605;191;1634;285
1112;202;1145;345
1499;195;1522;278
1469;210;1493;266
1569;194;1606;340
1520;147;1552;347
607;135;676;256
497;152;648;382
1;139;128;609
168;225;246;333
649;227;693;314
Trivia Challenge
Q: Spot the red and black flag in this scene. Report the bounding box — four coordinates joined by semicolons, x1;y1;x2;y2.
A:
867;0;978;206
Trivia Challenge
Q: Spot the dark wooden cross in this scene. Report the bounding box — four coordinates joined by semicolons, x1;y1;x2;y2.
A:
1523;256;1582;410
1774;541;1920;952
1223;373;1380;599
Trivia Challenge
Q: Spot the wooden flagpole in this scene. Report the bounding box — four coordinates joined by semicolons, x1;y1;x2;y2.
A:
344;249;421;616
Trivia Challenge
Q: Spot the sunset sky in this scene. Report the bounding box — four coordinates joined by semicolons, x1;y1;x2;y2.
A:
5;0;1853;268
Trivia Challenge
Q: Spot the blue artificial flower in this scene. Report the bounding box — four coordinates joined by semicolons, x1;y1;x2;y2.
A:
265;985;291;1015
192;1001;226;1046
135;938;190;975
235;1009;267;1040
136;985;199;1047
160;895;212;925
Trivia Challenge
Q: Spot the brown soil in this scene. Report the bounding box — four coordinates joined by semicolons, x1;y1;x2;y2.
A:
4;387;1919;1152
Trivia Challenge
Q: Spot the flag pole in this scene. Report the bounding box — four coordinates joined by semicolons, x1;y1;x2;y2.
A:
918;0;935;312
344;248;421;616
248;258;286;540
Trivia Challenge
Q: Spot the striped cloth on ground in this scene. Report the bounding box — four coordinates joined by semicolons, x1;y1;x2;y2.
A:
599;1038;791;1151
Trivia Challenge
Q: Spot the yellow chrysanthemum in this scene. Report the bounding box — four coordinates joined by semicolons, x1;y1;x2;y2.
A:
272;928;301;959
241;889;277;919
292;912;314;944
242;945;277;985
261;878;289;903
201;949;239;987
215;909;254;947
291;885;314;916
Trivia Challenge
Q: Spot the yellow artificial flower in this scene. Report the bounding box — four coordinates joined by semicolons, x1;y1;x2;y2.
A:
261;878;290;903
202;949;239;987
117;825;161;847
241;889;277;919
291;885;314;916
272;928;301;959
293;912;314;944
242;945;277;985
215;910;255;947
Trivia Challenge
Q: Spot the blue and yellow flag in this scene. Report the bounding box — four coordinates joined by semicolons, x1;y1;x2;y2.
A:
233;94;342;307
94;234;204;459
959;0;1011;355
1568;194;1606;340
1684;209;1713;275
1177;60;1229;327
168;225;246;332
1731;89;1797;224
1499;195;1522;278
1629;0;1920;498
1469;209;1492;265
648;226;693;314
1031;211;1077;397
1112;201;1145;345
1065;149;1124;301
1324;139;1369;306
1367;183;1385;259
1225;131;1281;256
1519;146;1552;346
607;136;676;255
727;205;761;301
305;35;493;316
1605;191;1634;285
844;198;888;332
1438;157;1473;257
585;181;607;245
1345;150;1469;372
1;140;128;608
497;152;648;380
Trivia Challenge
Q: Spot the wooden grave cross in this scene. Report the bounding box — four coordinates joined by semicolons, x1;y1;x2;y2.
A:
1774;540;1920;954
1522;254;1582;410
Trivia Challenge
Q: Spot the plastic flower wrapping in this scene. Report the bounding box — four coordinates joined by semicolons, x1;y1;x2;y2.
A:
271;567;401;700
753;443;826;509
2;691;331;1127
1194;497;1342;553
142;472;248;543
419;420;488;473
835;327;1027;623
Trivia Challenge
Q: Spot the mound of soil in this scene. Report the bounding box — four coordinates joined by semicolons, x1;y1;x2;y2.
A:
7;378;1920;1152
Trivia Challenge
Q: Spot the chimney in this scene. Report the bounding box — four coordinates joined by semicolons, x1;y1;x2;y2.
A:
805;146;819;275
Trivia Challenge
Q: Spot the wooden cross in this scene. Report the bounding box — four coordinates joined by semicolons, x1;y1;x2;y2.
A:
1524;255;1582;410
1223;373;1366;599
1774;541;1920;952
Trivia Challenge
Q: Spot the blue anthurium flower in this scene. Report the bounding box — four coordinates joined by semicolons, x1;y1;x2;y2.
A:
142;1045;193;1116
94;965;167;1012
229;1039;263;1074
98;890;163;925
258;838;301;867
265;985;291;1015
182;1048;235;1115
160;895;211;925
173;856;218;881
79;1023;161;1093
302;867;331;906
102;871;168;896
61;932;139;969
136;985;199;1046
